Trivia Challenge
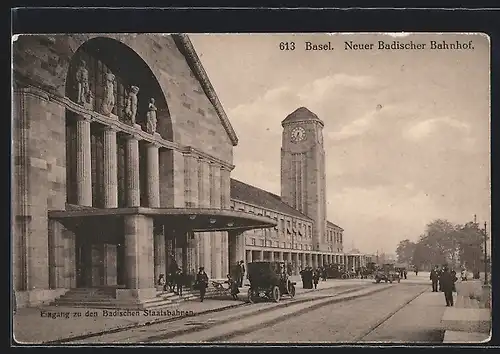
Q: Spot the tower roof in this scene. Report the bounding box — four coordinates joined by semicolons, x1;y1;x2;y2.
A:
281;107;324;127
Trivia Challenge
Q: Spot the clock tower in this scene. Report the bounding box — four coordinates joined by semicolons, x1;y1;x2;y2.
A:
281;107;327;251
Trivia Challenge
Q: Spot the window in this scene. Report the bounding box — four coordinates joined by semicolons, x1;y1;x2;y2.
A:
280;219;285;234
308;226;312;238
251;238;256;246
260;239;265;246
282;242;286;248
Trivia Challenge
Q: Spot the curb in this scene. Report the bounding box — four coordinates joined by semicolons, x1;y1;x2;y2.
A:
206;285;395;342
41;283;364;344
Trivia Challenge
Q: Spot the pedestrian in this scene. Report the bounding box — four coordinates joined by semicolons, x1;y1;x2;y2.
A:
322;267;327;281
403;269;407;280
300;268;306;289
195;267;209;302
226;274;240;300
157;273;167;292
415;266;419;276
430;266;439;292
451;269;457;292
175;268;184;296
437;266;443;292
313;269;320;289
239;260;245;287
440;265;456;307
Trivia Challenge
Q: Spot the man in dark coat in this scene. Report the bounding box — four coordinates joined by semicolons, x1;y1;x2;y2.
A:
430;266;439;292
440;266;457;306
195;267;209;302
239;260;246;287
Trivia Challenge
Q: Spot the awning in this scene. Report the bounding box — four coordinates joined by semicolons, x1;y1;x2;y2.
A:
48;206;277;232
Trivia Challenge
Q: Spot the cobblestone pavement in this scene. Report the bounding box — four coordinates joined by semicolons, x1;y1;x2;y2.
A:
217;284;430;343
68;283;369;344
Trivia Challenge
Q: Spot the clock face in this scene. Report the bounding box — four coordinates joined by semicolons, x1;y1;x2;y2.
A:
291;126;306;142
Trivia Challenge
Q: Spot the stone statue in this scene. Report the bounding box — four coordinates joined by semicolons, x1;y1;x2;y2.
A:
124;85;140;125
146;98;157;134
100;72;116;116
75;59;91;106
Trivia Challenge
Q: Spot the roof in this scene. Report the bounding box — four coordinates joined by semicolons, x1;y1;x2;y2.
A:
172;34;238;146
327;220;343;231
230;179;312;221
281;107;324;127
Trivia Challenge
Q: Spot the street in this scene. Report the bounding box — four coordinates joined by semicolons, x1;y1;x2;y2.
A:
66;281;438;344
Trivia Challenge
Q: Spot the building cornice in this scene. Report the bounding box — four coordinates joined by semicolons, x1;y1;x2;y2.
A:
173;34;239;147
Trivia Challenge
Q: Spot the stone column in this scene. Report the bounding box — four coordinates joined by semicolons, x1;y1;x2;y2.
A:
279;251;284;261
76;115;92;206
146;142;160;208
198;158;212;274
246;250;253;263
220;166;231;276
116;215;155;301
259;250;264;261
125;135;140;207
102;126;118;208
154;227;166;283
269;251;275;261
210;163;222;278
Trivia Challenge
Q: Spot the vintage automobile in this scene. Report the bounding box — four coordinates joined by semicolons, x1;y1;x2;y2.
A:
247;261;296;303
374;263;401;283
326;263;349;279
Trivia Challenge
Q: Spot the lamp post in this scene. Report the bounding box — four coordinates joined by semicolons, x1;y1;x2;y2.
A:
483;221;488;286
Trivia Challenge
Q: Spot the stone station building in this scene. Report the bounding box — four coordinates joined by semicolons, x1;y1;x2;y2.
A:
12;34;366;308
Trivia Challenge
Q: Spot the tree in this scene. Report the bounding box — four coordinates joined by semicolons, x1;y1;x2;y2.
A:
454;222;484;271
396;239;416;265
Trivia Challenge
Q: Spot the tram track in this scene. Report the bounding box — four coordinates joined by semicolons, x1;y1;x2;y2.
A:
143;284;373;343
158;284;395;343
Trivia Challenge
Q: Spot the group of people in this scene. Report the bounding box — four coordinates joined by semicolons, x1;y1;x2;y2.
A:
156;259;211;302
429;265;459;307
157;260;185;296
300;267;325;289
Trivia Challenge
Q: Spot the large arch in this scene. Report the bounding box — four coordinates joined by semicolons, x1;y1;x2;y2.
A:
65;36;173;141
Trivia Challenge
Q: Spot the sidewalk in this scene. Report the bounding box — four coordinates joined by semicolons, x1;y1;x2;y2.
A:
14;278;368;344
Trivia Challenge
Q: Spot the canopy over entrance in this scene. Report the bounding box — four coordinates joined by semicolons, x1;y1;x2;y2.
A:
49;207;277;232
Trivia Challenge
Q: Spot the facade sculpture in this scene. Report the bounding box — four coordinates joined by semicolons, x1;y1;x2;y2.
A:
146;98;157;134
124;85;140;125
100;72;116;116
75;59;93;108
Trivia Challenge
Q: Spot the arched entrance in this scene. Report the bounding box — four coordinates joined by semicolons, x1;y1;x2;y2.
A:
63;37;176;288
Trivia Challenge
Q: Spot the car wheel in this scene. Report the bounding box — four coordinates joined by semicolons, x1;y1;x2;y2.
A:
272;286;281;302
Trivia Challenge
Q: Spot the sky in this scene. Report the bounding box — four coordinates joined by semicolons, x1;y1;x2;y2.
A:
189;33;490;255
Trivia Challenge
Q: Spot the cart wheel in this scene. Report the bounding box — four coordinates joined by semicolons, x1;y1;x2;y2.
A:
376;278;381;283
398;278;401;283
271;286;281;302
247;288;254;303
288;283;296;298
